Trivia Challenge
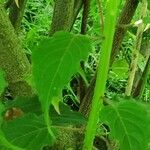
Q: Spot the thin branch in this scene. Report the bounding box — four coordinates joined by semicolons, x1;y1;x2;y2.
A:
97;0;104;33
125;0;147;96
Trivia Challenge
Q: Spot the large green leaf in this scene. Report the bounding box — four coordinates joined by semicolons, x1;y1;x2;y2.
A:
1;106;86;150
1;98;86;150
148;0;150;10
5;96;87;126
100;100;149;150
1;114;54;150
32;31;91;135
50;102;87;126
0;103;23;150
5;96;42;115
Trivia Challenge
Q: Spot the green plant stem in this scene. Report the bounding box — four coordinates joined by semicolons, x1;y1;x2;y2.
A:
97;0;104;33
79;0;139;117
125;0;147;96
134;56;150;98
139;56;150;98
82;1;120;149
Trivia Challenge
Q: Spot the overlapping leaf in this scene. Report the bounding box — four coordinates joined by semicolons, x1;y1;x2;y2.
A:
100;100;149;150
1;99;86;150
1;114;54;150
32;31;91;108
50;102;87;126
32;31;91;134
5;96;42;115
0;102;23;150
4;96;87;126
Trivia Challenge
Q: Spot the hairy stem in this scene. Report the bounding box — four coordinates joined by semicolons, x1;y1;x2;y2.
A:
0;5;32;97
79;0;139;117
83;1;120;149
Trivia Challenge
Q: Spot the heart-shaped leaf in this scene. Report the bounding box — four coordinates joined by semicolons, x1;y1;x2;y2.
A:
32;31;91;135
5;96;42;115
100;100;149;150
0;102;23;150
5;96;87;126
1;114;54;150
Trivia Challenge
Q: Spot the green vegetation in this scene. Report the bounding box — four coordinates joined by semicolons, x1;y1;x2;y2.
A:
0;0;150;150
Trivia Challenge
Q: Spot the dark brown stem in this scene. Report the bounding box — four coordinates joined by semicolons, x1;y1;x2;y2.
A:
110;0;139;64
80;0;90;34
49;0;74;35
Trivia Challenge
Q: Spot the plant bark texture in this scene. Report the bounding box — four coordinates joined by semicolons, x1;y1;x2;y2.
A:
49;0;74;35
0;5;32;97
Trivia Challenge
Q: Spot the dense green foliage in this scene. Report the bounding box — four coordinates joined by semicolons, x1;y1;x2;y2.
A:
0;0;150;150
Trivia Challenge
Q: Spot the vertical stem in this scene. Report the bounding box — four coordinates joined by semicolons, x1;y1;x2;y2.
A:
97;0;104;33
49;0;74;35
139;56;150;98
133;56;150;98
80;0;90;34
83;1;120;149
0;5;32;97
79;0;139;117
125;0;147;96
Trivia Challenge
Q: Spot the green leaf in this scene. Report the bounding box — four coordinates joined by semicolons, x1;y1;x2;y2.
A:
0;69;7;95
4;97;87;126
141;104;150;143
51;96;61;114
1;114;54;150
5;96;42;115
50;102;87;126
0;102;23;150
0;102;4;123
1;104;86;150
32;31;91;135
15;0;19;8
111;59;129;79
148;0;150;10
100;100;149;150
